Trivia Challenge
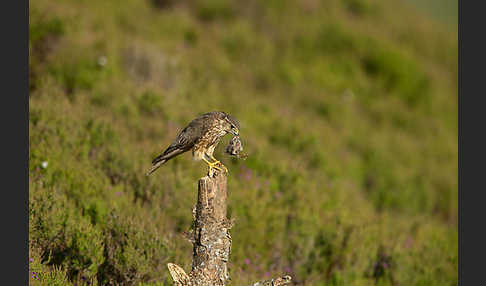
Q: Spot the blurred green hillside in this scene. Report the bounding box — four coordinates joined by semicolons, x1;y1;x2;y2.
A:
29;0;457;285
405;0;457;28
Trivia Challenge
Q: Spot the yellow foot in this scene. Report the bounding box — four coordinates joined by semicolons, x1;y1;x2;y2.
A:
205;161;226;176
203;157;228;176
214;160;228;173
209;155;229;173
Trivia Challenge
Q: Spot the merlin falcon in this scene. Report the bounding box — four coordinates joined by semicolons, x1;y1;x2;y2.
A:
146;111;240;176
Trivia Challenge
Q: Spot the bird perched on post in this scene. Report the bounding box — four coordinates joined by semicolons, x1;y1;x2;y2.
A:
146;111;240;176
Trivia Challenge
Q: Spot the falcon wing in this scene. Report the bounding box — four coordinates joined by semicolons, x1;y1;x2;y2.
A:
151;113;211;164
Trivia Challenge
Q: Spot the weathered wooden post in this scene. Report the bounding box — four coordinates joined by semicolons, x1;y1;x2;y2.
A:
167;170;292;286
190;171;232;285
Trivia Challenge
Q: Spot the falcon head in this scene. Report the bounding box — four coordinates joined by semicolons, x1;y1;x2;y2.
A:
222;112;240;136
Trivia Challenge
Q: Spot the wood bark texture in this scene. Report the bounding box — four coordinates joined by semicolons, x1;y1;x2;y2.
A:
191;171;232;285
168;171;232;286
167;170;292;286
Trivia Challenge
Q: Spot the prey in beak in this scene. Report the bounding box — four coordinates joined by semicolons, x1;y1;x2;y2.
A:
225;134;247;159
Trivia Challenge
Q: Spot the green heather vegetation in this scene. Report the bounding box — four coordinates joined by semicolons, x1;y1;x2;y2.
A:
29;0;457;285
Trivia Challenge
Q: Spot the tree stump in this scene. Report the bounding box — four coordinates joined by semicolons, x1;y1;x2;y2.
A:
168;171;231;286
167;170;292;286
191;171;232;286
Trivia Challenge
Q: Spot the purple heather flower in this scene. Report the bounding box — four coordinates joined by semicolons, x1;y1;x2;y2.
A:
244;258;250;265
115;191;122;196
382;262;389;269
29;258;33;262
265;272;270;277
284;266;291;273
405;237;414;248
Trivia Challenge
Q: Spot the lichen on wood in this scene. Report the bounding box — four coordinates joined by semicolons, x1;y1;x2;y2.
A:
250;275;292;286
167;170;292;285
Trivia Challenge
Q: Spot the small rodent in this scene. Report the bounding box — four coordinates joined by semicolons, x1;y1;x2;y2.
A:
225;135;248;159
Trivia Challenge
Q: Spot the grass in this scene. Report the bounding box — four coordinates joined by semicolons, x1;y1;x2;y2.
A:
29;0;457;285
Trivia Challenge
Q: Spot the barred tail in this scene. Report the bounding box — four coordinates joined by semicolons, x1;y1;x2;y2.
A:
146;145;187;176
145;157;167;176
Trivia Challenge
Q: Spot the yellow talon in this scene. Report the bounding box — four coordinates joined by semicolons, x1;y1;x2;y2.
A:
208;155;228;173
210;161;224;173
216;161;228;173
203;158;225;175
